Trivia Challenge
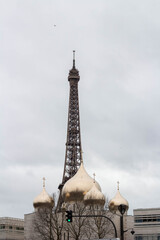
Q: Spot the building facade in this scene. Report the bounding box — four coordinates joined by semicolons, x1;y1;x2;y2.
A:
134;208;160;240
0;217;24;240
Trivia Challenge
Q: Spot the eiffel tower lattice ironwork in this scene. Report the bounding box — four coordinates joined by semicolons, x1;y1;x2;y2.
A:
57;51;82;209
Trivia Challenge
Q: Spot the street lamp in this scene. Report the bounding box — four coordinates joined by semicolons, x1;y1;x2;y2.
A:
118;204;127;240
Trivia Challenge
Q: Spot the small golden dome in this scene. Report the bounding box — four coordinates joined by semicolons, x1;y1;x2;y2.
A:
109;181;129;213
84;182;105;206
33;177;54;210
62;162;101;203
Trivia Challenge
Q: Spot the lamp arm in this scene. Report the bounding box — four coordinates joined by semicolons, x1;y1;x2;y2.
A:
123;228;135;233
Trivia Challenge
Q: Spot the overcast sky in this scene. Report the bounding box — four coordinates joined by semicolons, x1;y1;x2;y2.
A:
0;0;160;218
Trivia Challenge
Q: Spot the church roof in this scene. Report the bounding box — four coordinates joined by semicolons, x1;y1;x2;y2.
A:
62;161;101;203
33;178;54;209
109;182;129;213
84;181;105;206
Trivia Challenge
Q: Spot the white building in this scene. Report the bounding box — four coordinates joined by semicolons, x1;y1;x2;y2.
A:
134;208;160;240
0;217;24;240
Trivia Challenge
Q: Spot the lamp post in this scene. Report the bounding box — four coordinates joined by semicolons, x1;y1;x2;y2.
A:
118;204;127;240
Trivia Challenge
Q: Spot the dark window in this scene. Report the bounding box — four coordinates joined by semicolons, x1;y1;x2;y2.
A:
135;237;143;240
0;225;5;229
16;226;24;231
135;219;143;223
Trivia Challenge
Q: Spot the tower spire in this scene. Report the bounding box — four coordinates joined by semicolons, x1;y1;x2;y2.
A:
57;52;82;210
73;50;75;68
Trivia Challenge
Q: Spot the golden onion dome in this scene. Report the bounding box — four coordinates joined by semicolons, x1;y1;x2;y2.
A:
33;177;54;210
109;181;129;213
62;162;101;203
84;181;105;206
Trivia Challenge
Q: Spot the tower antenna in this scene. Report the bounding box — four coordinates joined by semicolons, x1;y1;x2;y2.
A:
73;50;75;68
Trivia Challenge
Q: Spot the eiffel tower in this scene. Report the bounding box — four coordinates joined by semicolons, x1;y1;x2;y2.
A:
57;51;82;209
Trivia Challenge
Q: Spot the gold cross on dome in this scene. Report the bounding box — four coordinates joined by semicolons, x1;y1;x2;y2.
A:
43;177;46;188
117;181;120;190
81;150;84;163
93;173;96;183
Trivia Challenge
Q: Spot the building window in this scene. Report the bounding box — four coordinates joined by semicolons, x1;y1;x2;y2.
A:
135;237;143;240
135;219;143;223
135;215;160;223
16;226;24;231
135;236;160;240
9;226;13;229
0;225;5;229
